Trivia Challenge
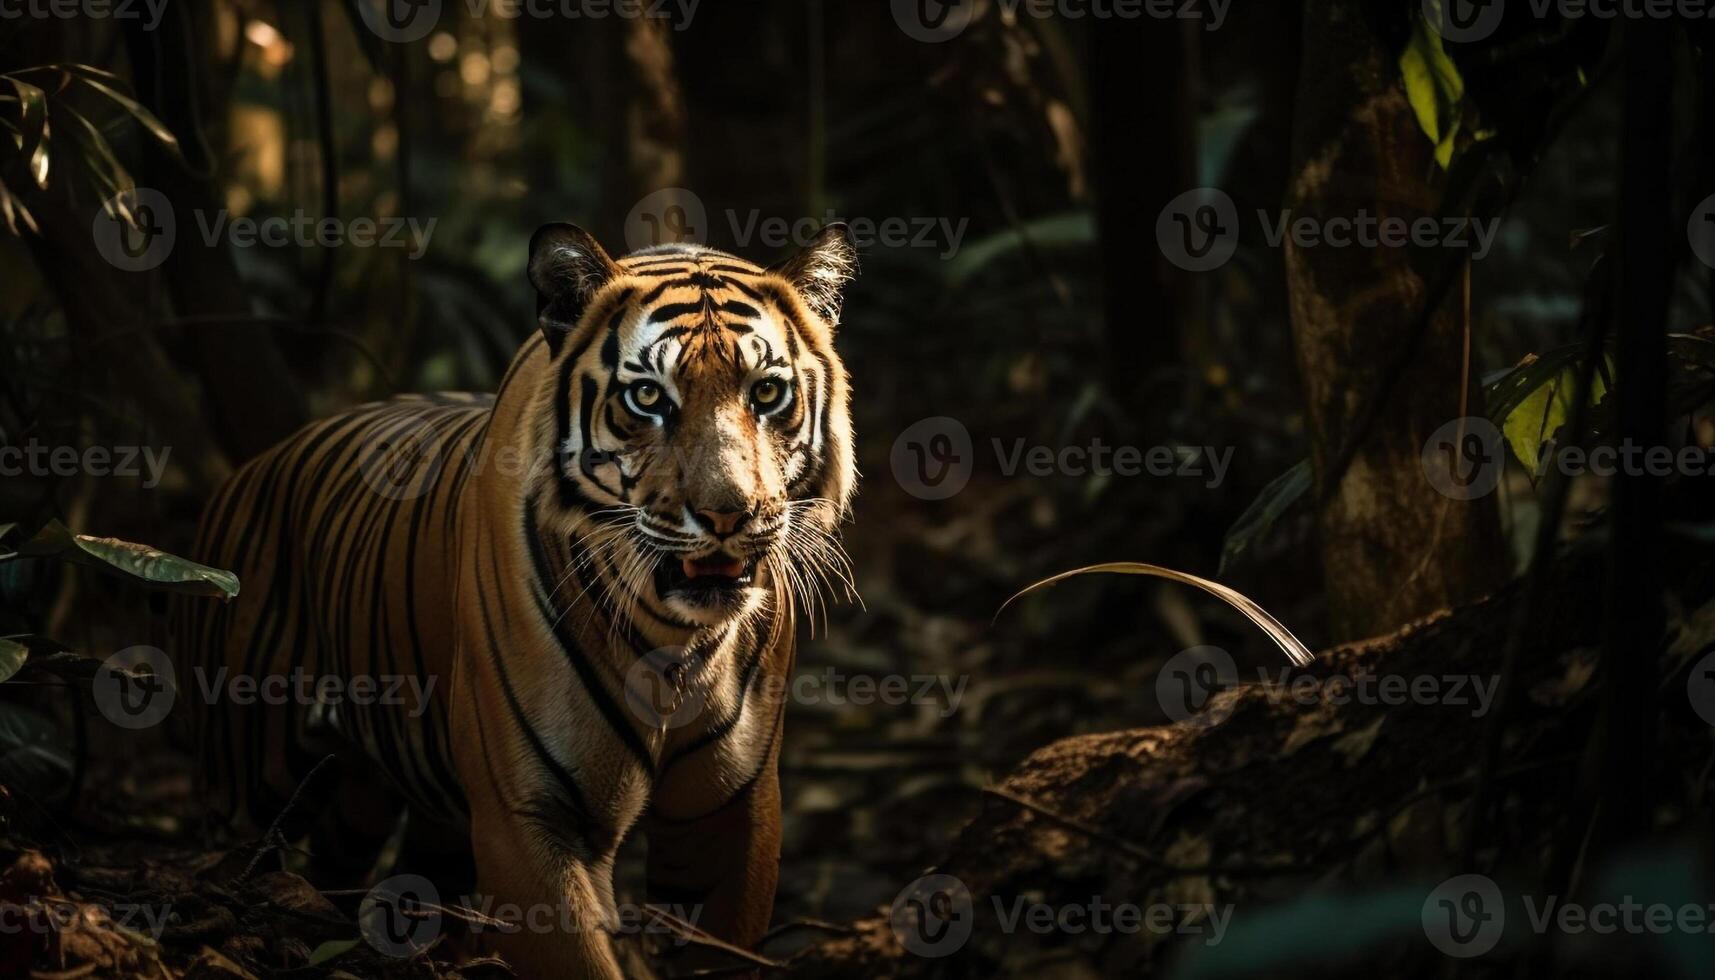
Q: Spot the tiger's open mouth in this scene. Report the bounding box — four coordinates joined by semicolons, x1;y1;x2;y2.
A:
654;552;758;606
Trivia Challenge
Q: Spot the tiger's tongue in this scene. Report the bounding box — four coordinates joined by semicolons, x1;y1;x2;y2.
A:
683;555;745;579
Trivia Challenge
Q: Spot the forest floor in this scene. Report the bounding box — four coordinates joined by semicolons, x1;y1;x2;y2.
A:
3;501;1713;977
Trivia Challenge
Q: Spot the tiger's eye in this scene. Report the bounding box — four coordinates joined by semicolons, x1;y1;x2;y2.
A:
752;379;784;408
627;381;668;417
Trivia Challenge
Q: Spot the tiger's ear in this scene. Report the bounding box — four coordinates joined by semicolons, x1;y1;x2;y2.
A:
771;222;858;327
528;223;621;352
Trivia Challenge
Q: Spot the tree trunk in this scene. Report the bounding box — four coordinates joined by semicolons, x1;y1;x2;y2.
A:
520;15;685;247
1283;0;1505;641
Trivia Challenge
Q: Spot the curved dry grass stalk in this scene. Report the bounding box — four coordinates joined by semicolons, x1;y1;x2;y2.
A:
994;561;1315;667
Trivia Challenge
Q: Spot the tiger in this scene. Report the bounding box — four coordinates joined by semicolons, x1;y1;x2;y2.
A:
171;222;859;978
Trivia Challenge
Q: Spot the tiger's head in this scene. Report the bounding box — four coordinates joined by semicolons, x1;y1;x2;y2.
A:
524;223;857;631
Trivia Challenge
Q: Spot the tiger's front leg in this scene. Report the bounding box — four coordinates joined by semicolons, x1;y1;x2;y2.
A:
464;801;627;980
644;696;787;969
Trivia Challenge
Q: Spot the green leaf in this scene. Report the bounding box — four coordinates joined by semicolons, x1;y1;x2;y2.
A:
6;77;49;187
0;179;38;235
1400;13;1467;169
70;75;179;154
995;562;1314;666
1218;460;1311;577
0;638;25;684
944;210;1093;288
0;702;75;805
16;649;101;682
62;104;137;210
1490;351;1611;481
16;521;239;599
307;938;362;966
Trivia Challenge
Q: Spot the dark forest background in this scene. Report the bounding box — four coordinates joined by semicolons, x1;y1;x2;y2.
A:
1;1;1715;977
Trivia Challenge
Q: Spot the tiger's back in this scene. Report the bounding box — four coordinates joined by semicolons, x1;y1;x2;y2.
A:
174;392;489;833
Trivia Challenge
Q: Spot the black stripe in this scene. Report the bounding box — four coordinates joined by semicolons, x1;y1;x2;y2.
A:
522;498;658;774
649;301;707;324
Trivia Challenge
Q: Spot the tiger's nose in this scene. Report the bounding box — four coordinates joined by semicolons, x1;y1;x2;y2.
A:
692;508;752;539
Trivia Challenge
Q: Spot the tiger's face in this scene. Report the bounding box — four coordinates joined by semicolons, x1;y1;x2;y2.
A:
527;224;857;630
